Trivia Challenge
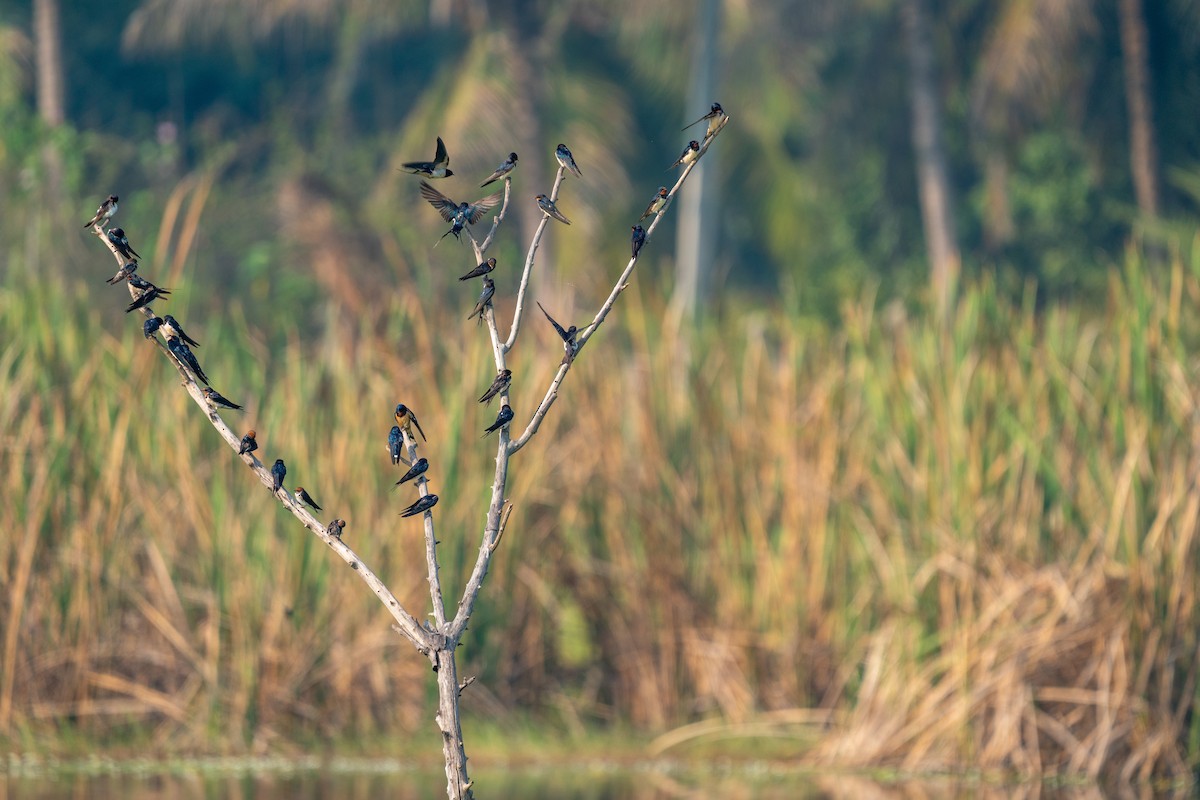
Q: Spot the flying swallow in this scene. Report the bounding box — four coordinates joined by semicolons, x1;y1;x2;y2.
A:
326;518;346;539
419;180;502;244
162;315;199;347
271;459;287;493
203;386;243;410
83;195;118;228
535;194;571;225
536;302;579;355
400;493;439;517
143;316;163;339
467;276;495;325
388;425;404;465
126;274;171;313
106;260;138;284
294;486;323;511
239;430;258;456
683;102;727;139
555;143;582;178
480;152;518;187
459;257;497;281
394;403;428;442
639;187;670;221
400;136;453;178
478;368;511;405
106;227;141;260
166;335;209;385
667;140;701;171
483;404;514;437
631;225;646;259
395;457;429;486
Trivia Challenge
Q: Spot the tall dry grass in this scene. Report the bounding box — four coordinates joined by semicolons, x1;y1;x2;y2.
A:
1;234;1198;782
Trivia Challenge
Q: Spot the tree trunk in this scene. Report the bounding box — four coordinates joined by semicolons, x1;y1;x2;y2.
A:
435;648;473;800
1117;0;1160;219
34;0;64;127
901;0;960;319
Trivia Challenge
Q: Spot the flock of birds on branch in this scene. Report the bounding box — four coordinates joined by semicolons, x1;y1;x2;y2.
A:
82;102;729;544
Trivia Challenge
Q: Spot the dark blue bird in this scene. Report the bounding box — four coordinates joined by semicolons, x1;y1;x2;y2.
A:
271;459;287;493
166;335;209;385
143;316;163;340
479;152;518;187
400;493;439;518
107;227;141;260
395;457;429;486
555;144;582;178
631;225;646;259
389;425;404;465
483;404;514;437
418;180;501;245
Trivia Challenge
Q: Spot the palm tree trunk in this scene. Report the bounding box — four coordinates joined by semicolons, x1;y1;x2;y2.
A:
1117;0;1160;218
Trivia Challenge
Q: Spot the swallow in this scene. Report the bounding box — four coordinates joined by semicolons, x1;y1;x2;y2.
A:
166;335;209;385
555;143;582;178
294;486;322;511
394;403;428;442
419;181;502;245
326;518;346;539
83;195;118;228
683;102;727;139
480;152;518;187
395;457;429;486
271;459;287;493
126;274;171;313
400;136;453;178
536;302;579;354
639;187;670;221
106;260;138;284
162;314;199;347
238;430;258;456
143;316;163;340
388;425;403;465
467;276;495;325
478;368;511;405
106;227;141;260
535;194;571;225
459;257;497;281
483;404;514;437
668;140;701;171
203;386;243;410
631;225;646;259
400;493;439;517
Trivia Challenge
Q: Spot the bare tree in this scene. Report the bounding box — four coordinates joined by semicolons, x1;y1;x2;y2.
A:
1117;0;1160;219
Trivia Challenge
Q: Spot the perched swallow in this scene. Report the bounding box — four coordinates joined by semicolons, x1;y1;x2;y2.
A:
203;386;243;410
162;314;199;347
555;143;582;178
106;227;141;260
83;195;118;228
400;136;453;178
467;276;495;325
294;486;322;511
483;404;514;437
400;493;439;517
639;187;670;221
238;430;258;456
395;457;429;486
394;403;428;442
388;425;404;465
480;152;518;187
143;316;163;340
668;140;701;170
537;301;579;354
419;180;502;245
271;459;287;493
683;102;727;139
126;274;171;313
459;257;497;281
478;368;512;405
326;518;346;539
631;225;646;259
166;335;209;385
106;260;138;285
535;194;571;225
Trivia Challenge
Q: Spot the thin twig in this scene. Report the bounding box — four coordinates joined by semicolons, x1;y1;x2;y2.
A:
503;166;566;353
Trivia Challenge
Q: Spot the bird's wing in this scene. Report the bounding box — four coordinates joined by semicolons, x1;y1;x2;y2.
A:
419;181;460;222
434;136;448;165
466;192;503;224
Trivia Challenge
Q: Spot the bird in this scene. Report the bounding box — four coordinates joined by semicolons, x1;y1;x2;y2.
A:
468;277;495;325
483;404;514;437
162;315;199;347
480;152;518;187
166;335;209;385
238;430;258;456
667;140;701;171
143;316;163;340
683;102;727;139
388;425;404;465
478;369;511;405
459;257;497;281
418;181;502;245
271;459;287;493
126;274;171;313
631;225;646;259
555;143;582;178
400;136;453;178
395;457;429;486
400;493;439;518
203;386;243;410
106;227;141;260
537;301;579;354
639;187;670;221
394;403;428;442
294;486;322;511
83;195;118;228
106;260;138;284
535;194;571;225
326;518;346;539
